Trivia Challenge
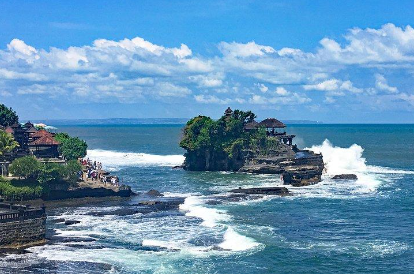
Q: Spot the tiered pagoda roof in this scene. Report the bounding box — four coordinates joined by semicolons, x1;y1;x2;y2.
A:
25;126;38;133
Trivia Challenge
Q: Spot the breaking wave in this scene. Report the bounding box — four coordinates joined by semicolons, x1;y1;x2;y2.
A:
179;196;261;251
86;149;184;169
307;139;367;175
297;139;414;196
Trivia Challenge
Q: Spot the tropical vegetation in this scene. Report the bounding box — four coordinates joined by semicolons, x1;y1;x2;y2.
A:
0;130;19;156
179;109;280;170
54;133;88;160
0;103;19;127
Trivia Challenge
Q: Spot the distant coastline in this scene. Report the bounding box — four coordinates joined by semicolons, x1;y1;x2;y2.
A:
30;118;323;126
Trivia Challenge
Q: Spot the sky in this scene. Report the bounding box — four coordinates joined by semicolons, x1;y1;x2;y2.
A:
0;0;414;123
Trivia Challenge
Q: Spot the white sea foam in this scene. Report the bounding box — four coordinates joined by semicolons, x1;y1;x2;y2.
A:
179;196;230;227
86;149;184;168
291;139;413;197
307;139;367;175
218;227;260;251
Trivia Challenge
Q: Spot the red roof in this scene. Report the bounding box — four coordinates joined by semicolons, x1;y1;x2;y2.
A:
4;127;14;134
29;135;60;146
31;130;53;138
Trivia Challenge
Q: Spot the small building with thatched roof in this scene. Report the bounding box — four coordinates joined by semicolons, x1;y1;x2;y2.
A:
258;118;286;129
244;120;259;131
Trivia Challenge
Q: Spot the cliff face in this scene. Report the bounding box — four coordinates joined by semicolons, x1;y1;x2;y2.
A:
183;148;245;171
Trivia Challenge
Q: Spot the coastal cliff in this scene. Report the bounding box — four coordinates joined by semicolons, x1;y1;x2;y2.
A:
180;108;324;186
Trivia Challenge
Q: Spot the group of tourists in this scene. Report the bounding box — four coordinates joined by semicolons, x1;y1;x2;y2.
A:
79;158;120;187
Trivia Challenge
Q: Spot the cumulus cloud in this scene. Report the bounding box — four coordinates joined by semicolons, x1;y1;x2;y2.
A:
375;74;398;93
219;41;275;58
303;79;363;94
255;83;269;93
249;92;310;105
0;23;413;110
194;94;244;104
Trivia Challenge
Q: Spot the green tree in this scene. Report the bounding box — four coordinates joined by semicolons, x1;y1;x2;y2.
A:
9;156;40;179
0;130;19;156
37;162;65;184
0;104;19;127
64;160;82;185
55;133;88;160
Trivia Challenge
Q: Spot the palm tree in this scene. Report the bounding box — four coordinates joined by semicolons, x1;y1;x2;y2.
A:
0;130;19;176
0;130;19;156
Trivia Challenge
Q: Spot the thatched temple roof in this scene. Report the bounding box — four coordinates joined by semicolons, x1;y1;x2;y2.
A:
259;118;286;128
244;120;259;130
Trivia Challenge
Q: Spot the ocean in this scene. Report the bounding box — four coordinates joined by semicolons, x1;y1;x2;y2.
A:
1;124;413;273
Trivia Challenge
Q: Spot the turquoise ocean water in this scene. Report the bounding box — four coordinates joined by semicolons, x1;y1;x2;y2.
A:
1;124;413;273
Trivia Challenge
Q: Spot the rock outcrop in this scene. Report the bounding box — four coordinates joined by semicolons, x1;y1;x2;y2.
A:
230;187;289;196
43;185;133;201
332;174;358;180
180;108;325;186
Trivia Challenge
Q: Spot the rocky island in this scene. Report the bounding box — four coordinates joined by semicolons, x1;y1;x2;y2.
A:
180;108;324;187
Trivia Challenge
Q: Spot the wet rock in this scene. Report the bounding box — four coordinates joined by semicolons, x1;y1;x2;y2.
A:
146;189;164;197
90;208;141;216
239;164;283;174
230;187;289;196
137;198;185;211
172;165;183;169
64;220;81;226
332;174;358;180
52;218;65;223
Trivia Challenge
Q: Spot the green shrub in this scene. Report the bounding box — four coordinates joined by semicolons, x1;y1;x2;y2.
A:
0;177;43;200
37;162;66;184
9;156;40;179
64;160;82;185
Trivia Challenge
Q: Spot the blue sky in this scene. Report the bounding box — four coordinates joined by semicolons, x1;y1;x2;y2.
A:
0;0;414;123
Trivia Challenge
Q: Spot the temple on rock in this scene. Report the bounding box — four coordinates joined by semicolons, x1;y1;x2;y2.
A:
180;108;325;187
1;122;61;176
224;107;297;146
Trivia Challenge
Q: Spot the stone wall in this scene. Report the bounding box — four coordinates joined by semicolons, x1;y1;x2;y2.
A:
0;203;46;248
0;217;46;247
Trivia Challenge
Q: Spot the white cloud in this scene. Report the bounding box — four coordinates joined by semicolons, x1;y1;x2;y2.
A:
303;79;362;94
249;92;310;105
219;41;275;58
275;87;289;96
194;95;232;104
255;83;269;93
189;74;223;88
375;74;398;93
0;23;413;110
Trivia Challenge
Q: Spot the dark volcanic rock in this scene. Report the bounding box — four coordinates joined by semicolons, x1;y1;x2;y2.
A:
52;218;65;223
332;174;358;180
230;187;289;196
137;198;184;211
64;220;81;226
90;208;141;216
146;189;164;197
